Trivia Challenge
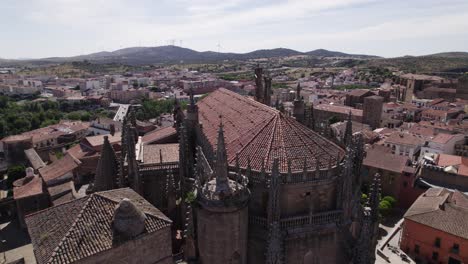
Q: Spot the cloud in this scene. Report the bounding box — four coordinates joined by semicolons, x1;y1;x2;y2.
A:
1;0;468;58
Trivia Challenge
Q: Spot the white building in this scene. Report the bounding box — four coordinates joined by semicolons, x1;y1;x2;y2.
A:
420;133;466;160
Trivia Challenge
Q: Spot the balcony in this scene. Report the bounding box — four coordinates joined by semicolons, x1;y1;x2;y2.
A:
249;210;343;230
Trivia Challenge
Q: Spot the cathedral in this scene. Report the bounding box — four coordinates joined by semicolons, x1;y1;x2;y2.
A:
90;67;380;264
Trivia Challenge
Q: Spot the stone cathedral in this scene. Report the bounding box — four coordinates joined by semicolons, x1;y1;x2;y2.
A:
90;67;380;264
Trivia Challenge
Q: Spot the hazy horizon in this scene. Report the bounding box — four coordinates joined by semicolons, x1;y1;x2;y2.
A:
2;0;468;59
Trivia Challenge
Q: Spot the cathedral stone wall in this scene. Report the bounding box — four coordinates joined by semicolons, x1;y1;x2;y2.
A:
247;173;338;218
197;206;249;264
76;227;173;264
282;180;337;216
284;229;344;264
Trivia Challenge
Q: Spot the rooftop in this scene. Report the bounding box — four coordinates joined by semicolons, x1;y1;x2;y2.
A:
198;88;345;172
38;154;81;183
404;188;468;240
140;143;179;164
141;126;177;145
13;175;44;200
26;188;172;264
435;154;468;177
384;131;425;147
363;145;409;173
314;103;363;117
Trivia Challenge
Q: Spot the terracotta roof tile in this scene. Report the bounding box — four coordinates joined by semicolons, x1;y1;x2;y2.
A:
363;145;409;173
405;188;468;239
198;88;345;172
141;143;179;164
39;154;81;183
314;104;363;117
142;126;177;145
384;131;425;146
24;148;46;170
26;188;171;264
13;176;44;200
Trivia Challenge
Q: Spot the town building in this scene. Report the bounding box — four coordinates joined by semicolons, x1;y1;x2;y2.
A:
420;133;466;159
26;188;173;264
420;154;468;192
383;131;425;160
400;188;468;264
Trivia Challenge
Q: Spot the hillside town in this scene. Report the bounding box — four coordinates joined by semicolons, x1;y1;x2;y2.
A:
0;57;467;264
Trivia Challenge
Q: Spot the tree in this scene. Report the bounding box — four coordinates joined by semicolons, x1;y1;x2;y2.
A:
6;165;26;189
382;196;397;207
328;116;340;124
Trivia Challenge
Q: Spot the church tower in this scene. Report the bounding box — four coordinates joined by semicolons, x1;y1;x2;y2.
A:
293;83;305;124
196;121;250;264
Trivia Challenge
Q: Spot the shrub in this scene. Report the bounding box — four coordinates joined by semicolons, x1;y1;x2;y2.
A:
382;196;397;207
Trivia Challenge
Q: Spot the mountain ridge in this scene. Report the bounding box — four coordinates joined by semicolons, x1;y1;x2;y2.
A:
4;46;380;65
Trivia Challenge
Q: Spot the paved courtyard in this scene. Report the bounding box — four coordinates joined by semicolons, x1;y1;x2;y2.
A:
375;211;415;264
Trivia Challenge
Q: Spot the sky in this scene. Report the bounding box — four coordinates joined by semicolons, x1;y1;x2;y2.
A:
1;0;468;59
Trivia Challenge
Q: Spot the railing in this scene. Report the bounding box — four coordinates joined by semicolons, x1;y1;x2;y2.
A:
249;210;343;230
234;165;342;185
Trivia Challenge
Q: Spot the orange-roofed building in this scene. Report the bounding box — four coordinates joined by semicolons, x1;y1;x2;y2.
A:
400;188;468;264
13;167;50;228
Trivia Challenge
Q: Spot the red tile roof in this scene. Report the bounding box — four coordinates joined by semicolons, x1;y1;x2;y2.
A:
198;88;345;172
13;176;44;200
384;131;425;146
363;145;409;173
314;104;363;117
26;188;172;264
436;154;468;177
141;143;179;164
39;154;81;183
404;188;468;239
142;126;177;145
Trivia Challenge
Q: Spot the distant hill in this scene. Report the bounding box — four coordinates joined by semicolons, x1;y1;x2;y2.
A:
367;53;468;73
423;52;468;59
1;46;380;66
305;49;379;59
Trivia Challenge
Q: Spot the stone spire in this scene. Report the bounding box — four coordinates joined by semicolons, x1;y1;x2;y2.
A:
353;207;373;264
214;119;230;194
187;88;198;122
368;173;381;222
264;76;272;106
293;82;305;124
266;159;283;264
353;133;365;189
126;126;142;194
128;105;137;127
93;136;119;192
341;151;354;221
266;222;283;264
268;158;281;224
308;104;315;131
354;173;381;264
118;119;128;188
173;95;184;130
178;123;191;189
343;111;353;147
189;88;195;106
254;66;264;103
166;172;178;214
295;82;302;101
